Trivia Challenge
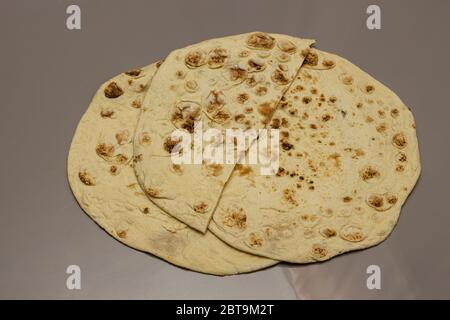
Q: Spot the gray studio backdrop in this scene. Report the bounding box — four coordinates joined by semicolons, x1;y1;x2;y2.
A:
1;0;449;299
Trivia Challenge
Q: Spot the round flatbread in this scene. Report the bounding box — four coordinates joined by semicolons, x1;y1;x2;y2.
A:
209;49;421;263
67;63;277;275
133;32;315;233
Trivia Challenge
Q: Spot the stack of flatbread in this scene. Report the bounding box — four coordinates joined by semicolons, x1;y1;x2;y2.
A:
68;32;420;275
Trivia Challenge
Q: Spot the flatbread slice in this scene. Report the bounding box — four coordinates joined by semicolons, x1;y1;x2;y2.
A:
209;49;421;263
67;63;277;275
134;32;315;232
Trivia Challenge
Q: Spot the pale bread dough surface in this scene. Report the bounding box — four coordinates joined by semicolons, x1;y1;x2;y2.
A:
133;32;315;232
67;63;277;275
209;50;421;263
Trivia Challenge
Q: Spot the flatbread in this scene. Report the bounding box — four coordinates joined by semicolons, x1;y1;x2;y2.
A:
209;49;421;262
134;32;315;232
67;63;277;275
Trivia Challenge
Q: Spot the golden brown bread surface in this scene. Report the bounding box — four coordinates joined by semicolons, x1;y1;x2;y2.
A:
209;49;421;263
133;32;315;233
67;63;277;275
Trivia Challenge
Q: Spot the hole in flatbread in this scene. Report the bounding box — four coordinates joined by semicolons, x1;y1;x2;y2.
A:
320;228;337;238
246;232;264;248
359;83;376;94
205;109;231;124
339;225;366;242
117;230;127;239
246;32;275;50
302;49;335;70
360;166;380;181
391;108;400;118
207;47;228;69
271;69;290;85
109;165;119;176
100;107;115;118
205;90;226;114
163;136;183;154
276;52;291;62
175;70;186;79
255;86;268;96
222;65;248;85
193;201;208;214
247;58;266;72
125;68;141;77
222;207;247;230
115;130;129;145
397;152;407;163
184;80;199;93
366;193;398;211
339;73;354;85
184;50;206;68
311;244;328;259
104;82;123;98
139;132;152;146
239;50;251;57
392;133;407;149
237;93;250;104
78;169;95;186
145;186;163;198
277;39;297;54
96;143;115;159
169;101;202;133
301;49;318;66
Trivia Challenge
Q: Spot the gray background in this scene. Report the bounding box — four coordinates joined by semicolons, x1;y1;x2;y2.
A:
0;0;449;299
